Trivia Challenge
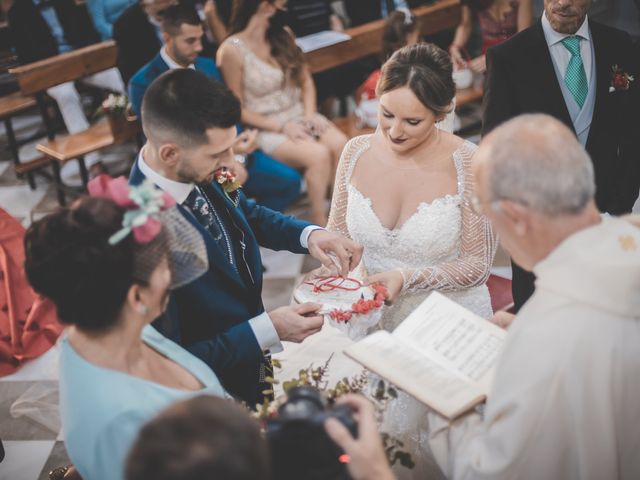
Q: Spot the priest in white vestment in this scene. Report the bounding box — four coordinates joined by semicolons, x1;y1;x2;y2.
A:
323;114;640;480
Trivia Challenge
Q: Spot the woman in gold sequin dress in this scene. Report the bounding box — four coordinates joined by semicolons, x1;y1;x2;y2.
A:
217;0;348;226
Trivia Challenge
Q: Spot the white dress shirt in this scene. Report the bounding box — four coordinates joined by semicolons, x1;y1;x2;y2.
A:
159;46;195;70
138;149;322;353
541;13;593;88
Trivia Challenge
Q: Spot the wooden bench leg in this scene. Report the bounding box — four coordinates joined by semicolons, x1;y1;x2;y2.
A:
4;117;36;189
77;157;89;187
50;160;66;206
36;94;56;141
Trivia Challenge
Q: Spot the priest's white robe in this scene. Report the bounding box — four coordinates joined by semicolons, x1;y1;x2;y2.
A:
427;216;640;479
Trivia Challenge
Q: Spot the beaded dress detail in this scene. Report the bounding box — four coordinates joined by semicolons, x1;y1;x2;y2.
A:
328;134;496;331
223;36;305;154
327;135;496;479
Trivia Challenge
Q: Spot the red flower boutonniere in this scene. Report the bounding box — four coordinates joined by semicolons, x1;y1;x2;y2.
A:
214;168;242;205
609;65;634;93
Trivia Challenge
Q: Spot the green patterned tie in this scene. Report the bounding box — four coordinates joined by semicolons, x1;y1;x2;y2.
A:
561;36;588;108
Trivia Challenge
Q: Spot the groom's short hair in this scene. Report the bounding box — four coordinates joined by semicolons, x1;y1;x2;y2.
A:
141;69;241;147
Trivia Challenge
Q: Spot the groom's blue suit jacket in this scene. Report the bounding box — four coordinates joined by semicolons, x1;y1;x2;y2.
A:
130;161;310;403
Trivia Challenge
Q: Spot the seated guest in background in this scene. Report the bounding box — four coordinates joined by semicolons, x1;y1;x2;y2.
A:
126;396;270;480
217;0;348;226
483;0;640;311
132;69;361;404
342;0;426;27
113;0;177;84
86;0;137;40
129;4;302;212
285;0;372;116
325;115;640;480
3;0;125;182
449;0;532;74
0;209;62;376
199;0;232;44
128;3;222;116
24;182;226;480
113;0;219;84
357;8;420;103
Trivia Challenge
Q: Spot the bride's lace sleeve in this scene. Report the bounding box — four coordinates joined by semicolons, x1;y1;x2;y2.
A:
327;135;370;238
401;143;497;293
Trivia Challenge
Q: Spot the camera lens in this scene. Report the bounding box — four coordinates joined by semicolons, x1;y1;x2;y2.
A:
279;386;326;418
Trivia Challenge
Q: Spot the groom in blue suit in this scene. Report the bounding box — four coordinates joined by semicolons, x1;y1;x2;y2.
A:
131;69;362;405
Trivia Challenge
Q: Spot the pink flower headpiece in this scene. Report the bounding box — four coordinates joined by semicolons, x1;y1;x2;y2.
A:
88;175;176;245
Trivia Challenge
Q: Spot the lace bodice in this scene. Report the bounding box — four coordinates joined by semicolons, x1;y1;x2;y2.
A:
223;36;302;116
327;134;497;295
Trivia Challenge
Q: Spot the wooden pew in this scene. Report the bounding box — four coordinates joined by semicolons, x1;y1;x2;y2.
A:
306;0;462;74
0;91;41;187
10;41;117;96
9;41;139;205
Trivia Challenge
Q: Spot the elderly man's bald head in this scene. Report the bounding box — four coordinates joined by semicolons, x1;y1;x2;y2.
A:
476;114;595;217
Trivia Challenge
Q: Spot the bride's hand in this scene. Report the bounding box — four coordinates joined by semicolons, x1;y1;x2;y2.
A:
366;271;403;304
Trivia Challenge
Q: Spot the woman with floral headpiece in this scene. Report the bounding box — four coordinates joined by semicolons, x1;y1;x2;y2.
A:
24;176;225;480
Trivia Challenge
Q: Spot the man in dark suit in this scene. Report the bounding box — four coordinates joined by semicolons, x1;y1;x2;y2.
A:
128;4;302;212
482;0;640;311
130;69;362;405
112;0;175;84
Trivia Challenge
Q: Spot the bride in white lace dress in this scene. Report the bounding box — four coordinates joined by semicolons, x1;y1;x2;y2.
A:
326;44;497;479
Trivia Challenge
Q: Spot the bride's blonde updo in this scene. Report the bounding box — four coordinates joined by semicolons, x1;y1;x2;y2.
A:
377;43;455;118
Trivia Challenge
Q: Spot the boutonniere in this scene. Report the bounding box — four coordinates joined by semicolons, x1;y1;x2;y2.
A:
214;168;242;206
609;65;634;93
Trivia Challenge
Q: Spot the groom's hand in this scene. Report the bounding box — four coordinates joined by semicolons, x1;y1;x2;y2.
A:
269;303;323;343
307;230;363;277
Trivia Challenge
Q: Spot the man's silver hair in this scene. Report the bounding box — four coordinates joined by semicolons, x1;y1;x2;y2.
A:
484;114;595;216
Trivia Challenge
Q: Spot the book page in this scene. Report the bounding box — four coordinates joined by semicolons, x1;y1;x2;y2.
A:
295;31;352;53
393;293;506;391
345;331;486;419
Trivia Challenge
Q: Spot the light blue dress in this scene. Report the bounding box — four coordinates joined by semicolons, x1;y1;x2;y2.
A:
59;325;226;480
86;0;137;40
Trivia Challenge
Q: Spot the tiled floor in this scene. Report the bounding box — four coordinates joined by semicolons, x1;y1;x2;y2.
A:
0;101;568;479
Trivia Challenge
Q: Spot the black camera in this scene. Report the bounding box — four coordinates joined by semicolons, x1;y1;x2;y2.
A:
266;386;358;480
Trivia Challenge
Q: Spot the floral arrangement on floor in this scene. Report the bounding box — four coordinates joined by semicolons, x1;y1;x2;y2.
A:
253;356;415;469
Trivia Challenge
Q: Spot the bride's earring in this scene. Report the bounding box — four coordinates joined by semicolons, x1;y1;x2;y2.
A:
137;304;149;316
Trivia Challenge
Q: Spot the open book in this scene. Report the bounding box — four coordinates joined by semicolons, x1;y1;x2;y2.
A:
344;292;507;419
295;31;352;53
